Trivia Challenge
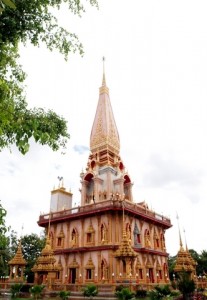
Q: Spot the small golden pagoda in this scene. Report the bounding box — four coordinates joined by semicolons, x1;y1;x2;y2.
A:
114;205;137;279
174;226;196;279
32;235;62;288
8;240;26;282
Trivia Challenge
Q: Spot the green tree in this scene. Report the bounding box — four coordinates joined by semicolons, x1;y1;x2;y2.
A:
0;201;10;277
21;233;46;282
196;250;207;276
0;0;98;155
177;271;195;300
168;255;177;280
0;0;15;13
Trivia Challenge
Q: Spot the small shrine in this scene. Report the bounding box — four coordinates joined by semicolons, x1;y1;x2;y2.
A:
174;243;197;279
8;240;26;282
174;225;197;280
32;235;62;288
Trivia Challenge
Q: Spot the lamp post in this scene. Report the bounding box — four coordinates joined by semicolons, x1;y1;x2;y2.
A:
203;276;206;289
173;273;176;289
119;273;122;283
129;273;132;291
136;273;139;284
65;274;67;283
146;272;149;290
95;273;97;283
198;275;202;289
79;274;82;283
157;273;159;284
64;274;67;291
112;273;115;283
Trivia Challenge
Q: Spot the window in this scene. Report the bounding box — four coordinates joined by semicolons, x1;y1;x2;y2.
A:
137;234;141;243
57;237;62;246
87;233;92;243
86;269;92;280
139;269;143;279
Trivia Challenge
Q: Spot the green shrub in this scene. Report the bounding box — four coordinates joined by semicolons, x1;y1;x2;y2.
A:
29;285;45;300
148;285;172;300
115;287;135;300
21;284;31;293
135;289;147;298
115;285;125;292
10;283;23;298
58;290;71;300
82;284;98;298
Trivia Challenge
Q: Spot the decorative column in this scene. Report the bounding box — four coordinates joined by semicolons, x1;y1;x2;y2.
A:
81;180;88;206
93;177;102;203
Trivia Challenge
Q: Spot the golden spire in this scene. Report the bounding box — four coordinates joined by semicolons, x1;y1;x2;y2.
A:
90;59;120;157
176;213;184;251
102;56;106;86
99;56;109;95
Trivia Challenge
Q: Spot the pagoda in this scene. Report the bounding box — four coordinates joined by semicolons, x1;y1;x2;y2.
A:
37;64;172;287
8;240;26;283
32;235;62;287
174;228;196;280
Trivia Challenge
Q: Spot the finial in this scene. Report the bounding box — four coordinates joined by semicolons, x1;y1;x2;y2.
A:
183;228;188;250
21;224;24;238
57;176;63;188
176;212;183;250
48;210;51;237
102;56;106;86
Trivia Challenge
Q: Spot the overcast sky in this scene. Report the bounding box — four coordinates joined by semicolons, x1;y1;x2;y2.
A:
1;0;207;256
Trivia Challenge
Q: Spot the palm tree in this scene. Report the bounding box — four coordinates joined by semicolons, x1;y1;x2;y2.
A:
30;284;45;300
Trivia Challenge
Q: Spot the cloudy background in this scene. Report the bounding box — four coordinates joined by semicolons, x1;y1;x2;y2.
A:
1;0;207;256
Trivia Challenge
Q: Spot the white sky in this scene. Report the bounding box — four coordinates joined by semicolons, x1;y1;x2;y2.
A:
1;0;207;256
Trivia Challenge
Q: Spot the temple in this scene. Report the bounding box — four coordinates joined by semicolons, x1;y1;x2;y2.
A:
37;65;172;288
173;227;197;279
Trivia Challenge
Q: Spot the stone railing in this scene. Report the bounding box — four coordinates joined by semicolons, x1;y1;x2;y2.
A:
39;199;171;226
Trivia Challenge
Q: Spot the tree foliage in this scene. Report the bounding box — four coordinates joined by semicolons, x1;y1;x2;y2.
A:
10;283;23;298
177;271;195;300
0;228;45;281
0;0;15;13
0;201;10;277
20;233;46;282
0;0;98;154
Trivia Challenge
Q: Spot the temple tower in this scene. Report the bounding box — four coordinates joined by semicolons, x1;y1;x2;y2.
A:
37;64;172;288
80;65;133;206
